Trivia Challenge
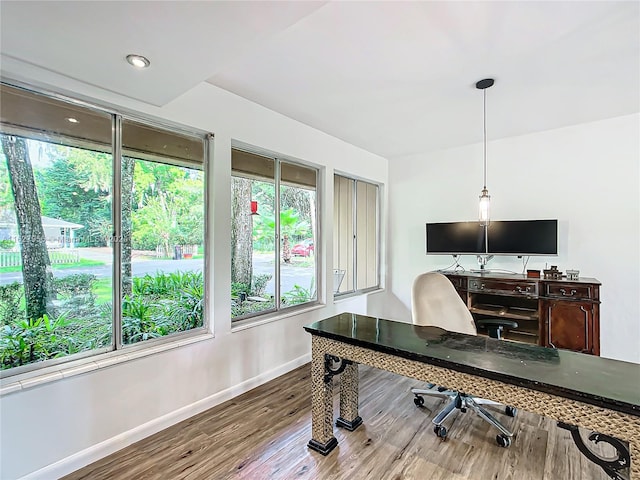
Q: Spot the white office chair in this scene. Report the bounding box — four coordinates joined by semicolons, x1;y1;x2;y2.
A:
410;272;518;447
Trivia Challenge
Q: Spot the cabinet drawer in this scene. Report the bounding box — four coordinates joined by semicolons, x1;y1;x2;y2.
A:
468;279;538;297
544;283;595;300
446;275;467;290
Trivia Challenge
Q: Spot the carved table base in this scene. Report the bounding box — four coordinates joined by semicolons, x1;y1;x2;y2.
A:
307;335;640;479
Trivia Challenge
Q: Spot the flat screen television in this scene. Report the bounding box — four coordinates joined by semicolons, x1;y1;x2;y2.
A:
486;219;558;255
426;221;486;255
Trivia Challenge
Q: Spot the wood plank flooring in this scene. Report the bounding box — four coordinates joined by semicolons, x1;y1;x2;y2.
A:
63;364;616;480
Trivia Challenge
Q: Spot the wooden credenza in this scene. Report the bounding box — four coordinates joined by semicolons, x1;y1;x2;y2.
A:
443;272;601;355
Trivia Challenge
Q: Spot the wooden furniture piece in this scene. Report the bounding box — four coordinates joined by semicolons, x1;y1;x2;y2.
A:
443;272;601;355
304;313;640;479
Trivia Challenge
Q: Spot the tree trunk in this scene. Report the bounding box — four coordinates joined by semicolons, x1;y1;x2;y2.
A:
121;157;135;298
282;234;291;263
231;177;253;286
1;135;56;321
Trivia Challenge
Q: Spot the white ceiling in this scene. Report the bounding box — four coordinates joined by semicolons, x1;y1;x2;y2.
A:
1;1;638;159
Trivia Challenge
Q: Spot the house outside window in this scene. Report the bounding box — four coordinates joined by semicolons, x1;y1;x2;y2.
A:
333;174;379;295
0;83;208;375
231;147;318;321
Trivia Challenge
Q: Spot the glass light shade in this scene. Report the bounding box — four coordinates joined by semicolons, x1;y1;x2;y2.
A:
479;188;490;226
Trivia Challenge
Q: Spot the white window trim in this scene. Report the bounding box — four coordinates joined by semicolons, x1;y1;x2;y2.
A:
230;144;322;323
0;330;213;396
333;174;381;296
0;80;212;379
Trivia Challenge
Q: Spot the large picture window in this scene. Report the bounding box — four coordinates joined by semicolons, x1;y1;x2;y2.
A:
231;148;318;321
0;83;208;375
333;174;379;295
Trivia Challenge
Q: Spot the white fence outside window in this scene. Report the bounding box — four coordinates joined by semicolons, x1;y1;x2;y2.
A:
0;249;80;267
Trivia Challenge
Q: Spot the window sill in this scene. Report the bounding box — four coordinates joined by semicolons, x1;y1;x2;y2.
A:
0;331;214;397
333;287;385;303
231;302;325;333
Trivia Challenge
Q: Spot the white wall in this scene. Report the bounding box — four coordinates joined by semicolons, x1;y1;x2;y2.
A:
0;69;388;479
386;113;640;364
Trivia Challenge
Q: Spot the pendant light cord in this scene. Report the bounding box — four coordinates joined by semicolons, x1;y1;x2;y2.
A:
483;88;487;190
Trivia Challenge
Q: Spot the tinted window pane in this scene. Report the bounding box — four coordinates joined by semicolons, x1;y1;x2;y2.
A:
356;180;378;290
281;162;317;307
334;175;354;293
0;85;113;371
121;119;205;345
231;149;318;320
334;175;379;295
231;150;276;320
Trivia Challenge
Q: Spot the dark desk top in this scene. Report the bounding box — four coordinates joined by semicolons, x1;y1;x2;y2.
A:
304;313;639;417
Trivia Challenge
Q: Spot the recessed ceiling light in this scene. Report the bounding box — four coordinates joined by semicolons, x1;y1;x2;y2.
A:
66;117;79;124
126;54;150;69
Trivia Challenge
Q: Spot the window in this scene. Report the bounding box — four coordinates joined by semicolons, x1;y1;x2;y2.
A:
333;174;379;295
231;148;318;321
120;119;206;346
0;83;208;375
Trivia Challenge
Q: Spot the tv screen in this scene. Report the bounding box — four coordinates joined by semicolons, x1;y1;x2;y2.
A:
426;221;486;255
487;220;558;255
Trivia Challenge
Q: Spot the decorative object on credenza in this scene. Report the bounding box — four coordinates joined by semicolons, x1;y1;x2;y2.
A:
566;269;580;281
543;265;563;279
527;269;541;278
476;78;494;227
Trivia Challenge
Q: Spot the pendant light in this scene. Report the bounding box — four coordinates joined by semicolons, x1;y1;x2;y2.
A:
476;78;494;226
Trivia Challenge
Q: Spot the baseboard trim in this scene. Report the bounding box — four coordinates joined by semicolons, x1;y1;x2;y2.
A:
20;353;311;480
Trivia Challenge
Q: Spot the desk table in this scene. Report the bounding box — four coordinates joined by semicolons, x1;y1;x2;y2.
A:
304;313;640;479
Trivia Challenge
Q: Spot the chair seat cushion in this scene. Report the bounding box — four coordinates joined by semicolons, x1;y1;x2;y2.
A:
476;318;519;330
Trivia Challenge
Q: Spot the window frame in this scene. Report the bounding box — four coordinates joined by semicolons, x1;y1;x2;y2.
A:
333;173;381;297
230;144;321;324
0;80;212;379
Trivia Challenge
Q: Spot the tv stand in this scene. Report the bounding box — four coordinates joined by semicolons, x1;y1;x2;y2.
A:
443;272;601;355
476;254;493;270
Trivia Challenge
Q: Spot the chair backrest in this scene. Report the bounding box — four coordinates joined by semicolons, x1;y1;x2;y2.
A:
411;272;477;335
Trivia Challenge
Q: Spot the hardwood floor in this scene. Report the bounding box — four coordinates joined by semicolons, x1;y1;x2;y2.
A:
63;364;615;480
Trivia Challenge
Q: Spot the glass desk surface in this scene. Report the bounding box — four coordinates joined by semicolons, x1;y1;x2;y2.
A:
305;313;640;416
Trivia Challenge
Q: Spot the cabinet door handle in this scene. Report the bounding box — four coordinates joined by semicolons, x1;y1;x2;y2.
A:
515;286;530;294
559;289;577;296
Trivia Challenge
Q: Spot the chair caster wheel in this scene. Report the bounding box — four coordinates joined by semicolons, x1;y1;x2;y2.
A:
505;406;517;417
496;434;512;447
434;425;447;439
413;395;425;407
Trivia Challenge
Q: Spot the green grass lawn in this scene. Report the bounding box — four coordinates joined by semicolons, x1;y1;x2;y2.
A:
0;258;105;273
